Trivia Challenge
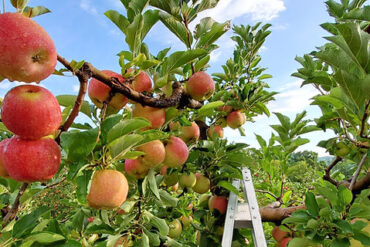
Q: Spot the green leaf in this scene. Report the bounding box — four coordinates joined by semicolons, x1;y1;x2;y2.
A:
60;128;99;162
288;238;315;247
56;95;91;117
166;237;182;247
282;210;311;224
305;192;319;217
332;238;350;247
107;118;151;143
194;55;210;72
148;169;160;200
162;49;207;74
104;10;130;35
338;185;353;206
126;15;144;54
13;206;50;238
100;114;122;144
109;134;144;160
190;0;219;21
139;233;150;246
85;223;115;234
216;181;238;195
150;215;169;236
76;170;93;204
21;231;65;245
197;20;230;49
158;190;178;207
143;227;160;246
159;12;189;47
23;6;50;18
142;10;160;41
197;101;224;117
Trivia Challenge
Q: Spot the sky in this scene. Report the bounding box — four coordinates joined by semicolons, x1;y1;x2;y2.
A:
0;0;338;156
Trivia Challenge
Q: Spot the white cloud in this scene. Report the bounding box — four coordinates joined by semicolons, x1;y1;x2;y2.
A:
73;84;80;92
80;0;98;16
197;0;286;23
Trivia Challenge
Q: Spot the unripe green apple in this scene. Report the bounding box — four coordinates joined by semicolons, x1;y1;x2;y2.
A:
88;170;128;209
170;121;200;142
163;137;189;168
179;172;196;188
164;172;178;186
124;159;149;179
136;140;165;168
198;194;211;208
193;173;210;194
227;110;246;129
186;71;215;101
1;85;62;140
0;13;57;83
132;104;165;129
208;195;228;214
215;118;228;128
168;219;182;239
334;142;351;157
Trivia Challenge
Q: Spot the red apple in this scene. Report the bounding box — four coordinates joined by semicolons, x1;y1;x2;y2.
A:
163;137;189;168
207;125;224;140
160;165;168;176
217;105;233;113
186;71;215;101
1;85;62;140
136;140;165;168
280;238;291;247
131;71;152;93
170;121;200;142
87;217;94;223
193;173;210;194
0;139;9;177
0;13;57;83
272;226;290;242
132;104;165;129
125;159;149;179
3;136;61;182
227;110;246;129
208;196;228;214
88;70;128;110
87;170;128;209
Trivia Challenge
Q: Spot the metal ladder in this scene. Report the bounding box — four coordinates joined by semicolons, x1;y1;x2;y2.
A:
221;168;267;247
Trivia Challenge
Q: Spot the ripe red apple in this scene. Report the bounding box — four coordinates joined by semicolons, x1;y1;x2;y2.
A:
207;125;224;140
0;13;57;83
179;172;196;188
1;85;62;140
186;71;215;101
163;137;189;168
272;226;290;242
227;110;246;129
132;104;165;129
170;121;200;142
279;238;291;247
131;71;152;93
124;159;149;179
87;170;128;209
88;70;128;110
136;140;165;168
217;105;233;113
208;196;228;214
0;139;9;177
3;136;61;182
193;173;210;194
87;217;94;223
168;219;182;239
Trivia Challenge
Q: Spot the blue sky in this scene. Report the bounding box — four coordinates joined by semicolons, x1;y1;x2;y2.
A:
0;0;337;156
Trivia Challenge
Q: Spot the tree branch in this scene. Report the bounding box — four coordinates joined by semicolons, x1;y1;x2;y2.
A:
2;183;28;227
349;153;367;191
260;204;306;222
323;156;342;186
340;119;369;148
255;189;278;200
360;100;369;139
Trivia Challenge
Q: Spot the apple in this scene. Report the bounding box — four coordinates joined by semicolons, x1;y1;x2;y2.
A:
0;13;57;83
179;172;196;188
163;137;189;168
198;194;211;208
207;125;224;140
186;203;193;210
124;159;149;179
227;110;246;129
3;136;61;182
160;165;168;176
132;104;165;129
1;85;62;140
335;142;351;157
131;71;152;93
215;117;228;128
180;215;193;228
0;139;9;177
168;219;182;239
87;170;128;209
87;217;94;223
136;140;165;168
186;71;215;101
279;238;291;247
88;70;128;110
193;173;210;194
208;196;228;214
172;183;179;192
164;172;178;186
170;121;200;142
272;226;290;242
217;105;232;113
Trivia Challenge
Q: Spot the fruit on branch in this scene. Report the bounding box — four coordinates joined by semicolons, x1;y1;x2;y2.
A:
279;238;291;247
164;172;178;186
0;139;9;177
3;136;61;182
132;104;165;129
168;219;182;239
163;137;189;168
334;141;351;157
87;170;128;209
193;173;210;194
131;71;152;93
208;195;228;214
160;165;168;176
1;85;62;140
215;118;228;128
172;183;179;192
170;121;200;142
272;226;290;242
136;140;165;168
180;215;193;228
227;110;246;129
186;71;215;101
88;70;128;110
0;13;57;83
217;105;233;113
207;125;224;140
179;172;197;188
124;159;149;179
198;194;211;208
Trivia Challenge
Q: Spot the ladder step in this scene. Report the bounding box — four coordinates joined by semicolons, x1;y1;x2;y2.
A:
234;203;252;228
